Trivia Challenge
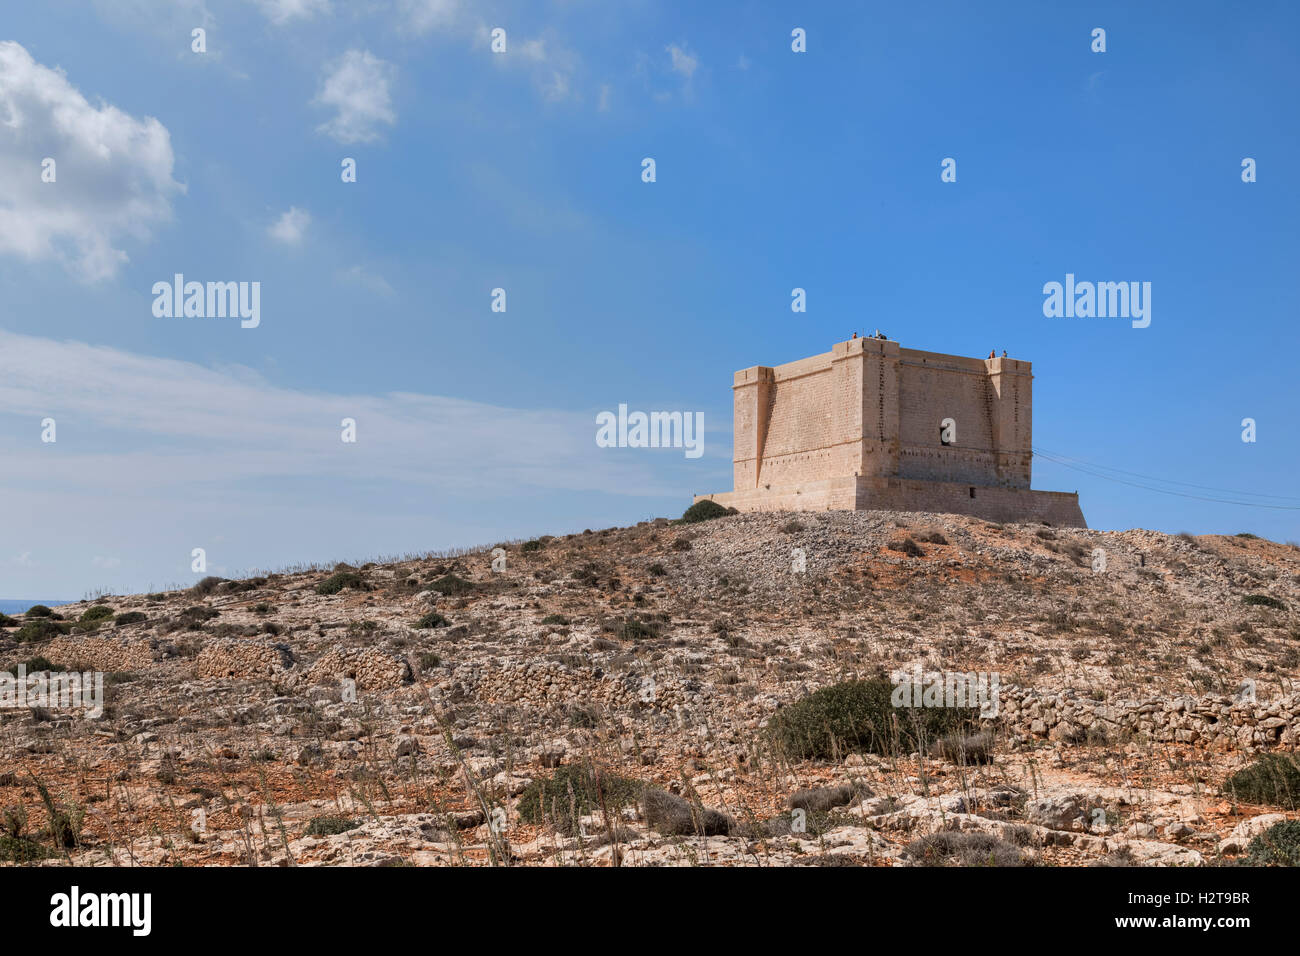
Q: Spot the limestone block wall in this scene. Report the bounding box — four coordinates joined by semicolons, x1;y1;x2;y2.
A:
857;477;1085;527
757;354;836;487
695;477;859;513
895;350;1031;489
731;366;772;491
898;354;994;484
695;477;1084;526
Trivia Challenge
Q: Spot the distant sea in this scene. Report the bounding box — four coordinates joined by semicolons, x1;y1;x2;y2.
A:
0;599;74;615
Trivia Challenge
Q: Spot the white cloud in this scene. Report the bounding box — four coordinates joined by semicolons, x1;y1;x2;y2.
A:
538;70;571;102
516;38;548;63
314;50;396;144
254;0;330;24
13;551;34;567
338;264;394;296
92;556;122;569
91;0;216;50
400;0;461;34
666;43;698;80
0;41;183;281
269;206;311;244
404;15;579;103
501;31;580;103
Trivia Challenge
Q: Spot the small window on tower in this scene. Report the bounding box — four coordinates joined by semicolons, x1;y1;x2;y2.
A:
969;487;976;499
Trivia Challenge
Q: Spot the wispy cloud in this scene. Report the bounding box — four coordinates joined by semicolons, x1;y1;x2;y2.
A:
337;264;394;296
0;329;677;499
475;25;581;103
634;42;702;103
666;43;698;81
666;42;700;99
253;0;330;24
269;206;311;244
313;49;396;143
394;2;582;104
400;0;461;35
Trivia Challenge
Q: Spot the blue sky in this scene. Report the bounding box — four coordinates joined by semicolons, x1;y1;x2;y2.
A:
2;0;1298;598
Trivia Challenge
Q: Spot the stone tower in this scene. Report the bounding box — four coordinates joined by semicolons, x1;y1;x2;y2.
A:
696;337;1085;526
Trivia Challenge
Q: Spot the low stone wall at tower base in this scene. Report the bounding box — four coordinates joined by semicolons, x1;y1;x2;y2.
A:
696;476;1086;527
695;477;858;513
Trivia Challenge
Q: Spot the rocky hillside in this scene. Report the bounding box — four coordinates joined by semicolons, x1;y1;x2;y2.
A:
3;510;1299;866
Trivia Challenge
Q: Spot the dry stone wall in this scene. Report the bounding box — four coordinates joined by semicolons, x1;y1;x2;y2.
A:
999;687;1300;752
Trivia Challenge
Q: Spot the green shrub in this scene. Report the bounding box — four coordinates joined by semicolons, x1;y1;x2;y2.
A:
680;499;734;524
5;657;64;675
224;577;266;593
191;576;227;595
1243;820;1300;866
769;677;980;761
904;830;1025;867
785;783;865;814
516;765;644;833
429;573;474;596
888;537;925;557
304;816;360;837
114;611;147;626
178;606;219;625
34;781;81;849
24;605;54;618
642;787;732;836
603;616;660;641
418;651;441;670
540;614;570;626
416;611;450;629
648;563;667;577
521;539;543;552
567;704;600;728
79;605;115;623
0;613;19;628
931;730;996;765
13;619;70;643
1221;754;1300;808
315;571;367;596
0;835;53;863
1243;594;1286;611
